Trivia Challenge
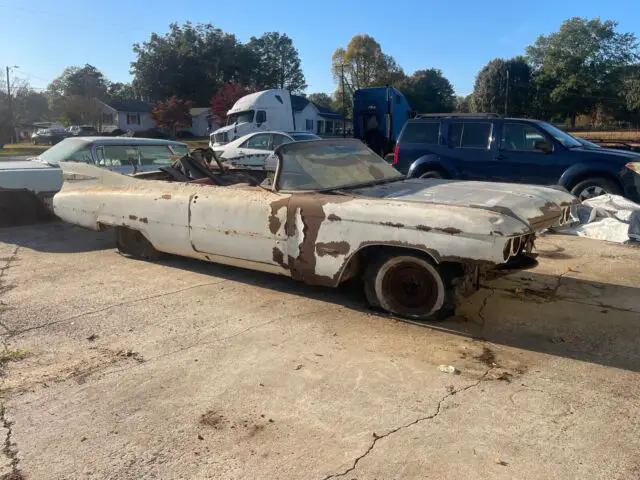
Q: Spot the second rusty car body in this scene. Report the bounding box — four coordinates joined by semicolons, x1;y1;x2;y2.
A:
53;139;577;320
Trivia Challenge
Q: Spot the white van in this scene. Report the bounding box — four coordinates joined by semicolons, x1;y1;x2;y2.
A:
209;89;297;151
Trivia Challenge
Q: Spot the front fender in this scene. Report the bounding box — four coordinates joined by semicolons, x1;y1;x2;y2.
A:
558;161;623;188
407;155;456;178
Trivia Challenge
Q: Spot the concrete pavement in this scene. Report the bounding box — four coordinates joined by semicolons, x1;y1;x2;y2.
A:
0;223;638;479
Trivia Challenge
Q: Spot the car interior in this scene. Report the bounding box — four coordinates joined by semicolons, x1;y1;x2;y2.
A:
136;147;269;188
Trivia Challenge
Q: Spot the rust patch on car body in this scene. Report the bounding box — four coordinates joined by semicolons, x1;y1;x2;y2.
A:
128;215;138;221
272;247;287;270
436;227;462;235
416;225;432;232
316;241;350;257
160;194;172;200
268;197;289;235
381;222;404;228
327;213;341;222
139;217;149;224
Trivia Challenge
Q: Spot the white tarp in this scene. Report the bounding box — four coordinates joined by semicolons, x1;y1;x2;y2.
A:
562;194;640;243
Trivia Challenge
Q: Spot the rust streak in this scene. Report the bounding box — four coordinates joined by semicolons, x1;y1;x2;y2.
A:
316;241;350;257
416;225;432;232
381;222;404;228
327;213;341;222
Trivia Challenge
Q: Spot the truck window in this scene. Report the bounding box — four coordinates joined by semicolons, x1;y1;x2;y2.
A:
402;122;440;145
256;111;267;125
227;110;254;125
449;122;492;149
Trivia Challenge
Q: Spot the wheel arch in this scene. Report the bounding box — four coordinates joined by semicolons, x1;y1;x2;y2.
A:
559;164;624;191
334;243;445;286
407;155;454;179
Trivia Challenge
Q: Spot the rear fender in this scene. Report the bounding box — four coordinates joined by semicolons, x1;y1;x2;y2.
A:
407;155;456;178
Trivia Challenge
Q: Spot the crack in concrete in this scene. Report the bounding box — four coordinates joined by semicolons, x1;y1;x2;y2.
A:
0;247;20;351
3;279;229;339
320;368;492;480
1;405;22;479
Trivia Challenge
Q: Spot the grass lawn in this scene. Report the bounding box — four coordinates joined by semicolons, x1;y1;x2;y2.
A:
0;143;49;159
572;130;640;142
182;137;210;149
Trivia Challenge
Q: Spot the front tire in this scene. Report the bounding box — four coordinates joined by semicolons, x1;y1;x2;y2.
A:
570;177;621;201
364;254;449;321
115;227;160;260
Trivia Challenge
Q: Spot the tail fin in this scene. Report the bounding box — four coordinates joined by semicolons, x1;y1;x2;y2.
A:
58;161;139;188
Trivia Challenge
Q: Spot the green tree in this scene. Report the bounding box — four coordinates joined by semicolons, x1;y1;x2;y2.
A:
526;17;639;124
331;35;404;95
400;69;455;113
247;32;306;92
307;93;332;109
455;95;473;113
108;82;138;101
47;65;109;125
473;57;532;116
151;96;193;136
132;22;256;104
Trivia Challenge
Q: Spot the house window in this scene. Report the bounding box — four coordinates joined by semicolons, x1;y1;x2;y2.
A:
305;119;313;131
102;113;114;125
325;121;334;134
317;120;324;134
126;113;141;125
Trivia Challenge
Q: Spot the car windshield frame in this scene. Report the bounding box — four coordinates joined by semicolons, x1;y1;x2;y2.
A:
537;122;582;148
36;138;91;165
273;139;405;193
290;133;321;141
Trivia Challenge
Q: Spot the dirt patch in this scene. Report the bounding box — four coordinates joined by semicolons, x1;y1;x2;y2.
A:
474;346;497;367
200;410;226;428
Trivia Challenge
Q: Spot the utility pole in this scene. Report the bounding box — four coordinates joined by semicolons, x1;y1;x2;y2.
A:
504;66;510;116
6;66;14;143
340;63;346;137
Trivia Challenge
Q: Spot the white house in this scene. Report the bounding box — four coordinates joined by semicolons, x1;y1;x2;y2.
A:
100;101;218;136
291;96;345;135
188;107;219;137
100;99;156;132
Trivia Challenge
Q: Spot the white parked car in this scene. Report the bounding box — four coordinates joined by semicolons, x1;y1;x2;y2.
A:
214;131;320;168
53;139;578;321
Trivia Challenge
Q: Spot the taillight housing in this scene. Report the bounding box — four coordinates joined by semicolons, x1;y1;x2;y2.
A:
393;143;399;165
626;162;640;174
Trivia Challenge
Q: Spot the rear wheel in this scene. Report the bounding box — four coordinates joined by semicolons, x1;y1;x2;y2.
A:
115;227;160;260
570;177;621;201
418;170;443;179
364;254;450;321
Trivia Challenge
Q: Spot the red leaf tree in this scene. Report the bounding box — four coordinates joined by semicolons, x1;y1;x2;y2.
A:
211;84;254;124
151;96;193;136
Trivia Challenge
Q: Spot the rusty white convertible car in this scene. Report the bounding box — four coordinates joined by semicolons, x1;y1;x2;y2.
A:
53;139;577;321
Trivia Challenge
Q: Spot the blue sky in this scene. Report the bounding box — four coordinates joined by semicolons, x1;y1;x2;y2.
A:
2;0;639;98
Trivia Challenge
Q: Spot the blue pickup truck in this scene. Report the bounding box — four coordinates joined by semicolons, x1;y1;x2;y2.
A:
391;114;640;202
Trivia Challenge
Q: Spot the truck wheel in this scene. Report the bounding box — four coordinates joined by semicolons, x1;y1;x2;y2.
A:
364;254;450;321
570;177;621;201
115;227;160;260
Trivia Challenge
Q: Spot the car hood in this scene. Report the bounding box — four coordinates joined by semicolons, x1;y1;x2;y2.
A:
353;178;577;230
0;159;57;170
573;146;640;160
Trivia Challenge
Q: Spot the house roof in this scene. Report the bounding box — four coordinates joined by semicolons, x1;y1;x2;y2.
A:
316;104;344;120
190;107;210;117
106;99;154;113
291;95;343;120
291;95;310;112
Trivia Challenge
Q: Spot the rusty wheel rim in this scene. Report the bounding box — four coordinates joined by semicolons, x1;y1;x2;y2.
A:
381;262;440;313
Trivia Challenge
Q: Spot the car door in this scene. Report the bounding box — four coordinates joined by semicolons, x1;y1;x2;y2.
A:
95;144;140;175
187;184;290;273
492;122;563;185
236;133;273;157
446;121;496;180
